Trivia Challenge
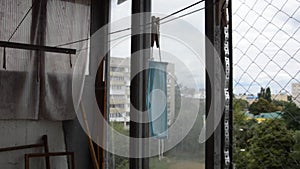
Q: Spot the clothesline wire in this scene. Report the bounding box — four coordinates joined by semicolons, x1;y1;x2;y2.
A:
8;0;40;42
60;0;210;47
5;0;207;48
159;0;205;22
5;0;207;49
109;34;131;43
109;0;205;35
161;0;216;25
109;1;215;43
56;38;89;47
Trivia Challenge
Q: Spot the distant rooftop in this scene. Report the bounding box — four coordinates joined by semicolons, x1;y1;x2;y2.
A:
254;112;282;119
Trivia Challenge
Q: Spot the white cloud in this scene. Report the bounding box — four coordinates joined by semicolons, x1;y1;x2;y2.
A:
110;0;206;89
233;0;300;94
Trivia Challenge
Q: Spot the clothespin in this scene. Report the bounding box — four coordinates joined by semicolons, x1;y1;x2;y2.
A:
3;47;6;69
151;16;160;48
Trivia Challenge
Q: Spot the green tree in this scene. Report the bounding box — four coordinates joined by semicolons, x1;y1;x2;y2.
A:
244;120;295;169
168;97;205;160
249;98;277;115
258;87;265;99
110;122;129;169
273;100;289;111
233;98;256;169
258;87;272;102
265;87;272;102
233;118;257;169
233;98;248;113
290;131;300;165
282;102;300;130
234;90;300;168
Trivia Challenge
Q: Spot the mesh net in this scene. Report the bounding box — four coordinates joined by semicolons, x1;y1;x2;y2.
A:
233;0;300;168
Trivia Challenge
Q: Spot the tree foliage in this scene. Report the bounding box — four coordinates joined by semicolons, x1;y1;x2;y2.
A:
234;88;300;168
258;87;272;102
167;97;205;160
290;131;300;164
272;100;300;130
249;98;278;115
249;87;279;115
282;102;300;130
234;120;296;169
233;98;248;112
110;122;129;169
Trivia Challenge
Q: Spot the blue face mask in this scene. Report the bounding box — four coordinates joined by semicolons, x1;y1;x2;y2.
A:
147;61;168;139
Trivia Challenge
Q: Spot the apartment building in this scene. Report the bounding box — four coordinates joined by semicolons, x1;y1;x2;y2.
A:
292;83;300;108
109;57;131;125
109;57;175;127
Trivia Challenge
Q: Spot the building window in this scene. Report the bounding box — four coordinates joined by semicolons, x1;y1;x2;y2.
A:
111;67;125;72
112;85;122;90
110;104;125;109
111;76;125;81
111;95;125;99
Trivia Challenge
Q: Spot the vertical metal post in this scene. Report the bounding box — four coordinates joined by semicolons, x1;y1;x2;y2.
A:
91;0;110;168
228;0;233;168
205;0;216;168
42;135;50;169
25;154;29;169
205;1;215;169
130;0;151;169
71;152;75;169
221;0;233;168
205;0;227;169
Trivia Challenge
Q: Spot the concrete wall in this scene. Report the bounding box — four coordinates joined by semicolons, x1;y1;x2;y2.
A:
0;120;68;169
63;119;93;169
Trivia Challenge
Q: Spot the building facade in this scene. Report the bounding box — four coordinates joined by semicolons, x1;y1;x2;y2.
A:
109;57;131;125
292;83;300;108
271;93;289;102
109;57;175;127
166;63;175;125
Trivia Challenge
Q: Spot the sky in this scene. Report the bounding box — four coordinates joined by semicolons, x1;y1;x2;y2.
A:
110;0;206;90
232;0;300;95
109;0;300;96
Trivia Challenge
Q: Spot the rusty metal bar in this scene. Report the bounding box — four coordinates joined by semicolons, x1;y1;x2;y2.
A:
24;152;75;169
0;41;76;54
0;135;49;153
71;151;75;169
25;154;30;169
42;135;51;169
26;152;74;158
0;143;44;152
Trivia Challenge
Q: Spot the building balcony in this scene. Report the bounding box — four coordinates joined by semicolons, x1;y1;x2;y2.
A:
110;99;127;104
109;108;126;113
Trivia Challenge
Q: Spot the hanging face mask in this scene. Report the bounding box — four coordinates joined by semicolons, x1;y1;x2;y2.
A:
147;61;168;139
147;61;168;160
148;16;167;160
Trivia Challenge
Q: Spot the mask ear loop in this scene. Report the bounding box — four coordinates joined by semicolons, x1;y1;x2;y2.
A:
156;17;161;62
158;44;162;62
158;140;161;160
158;139;165;160
3;47;6;69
